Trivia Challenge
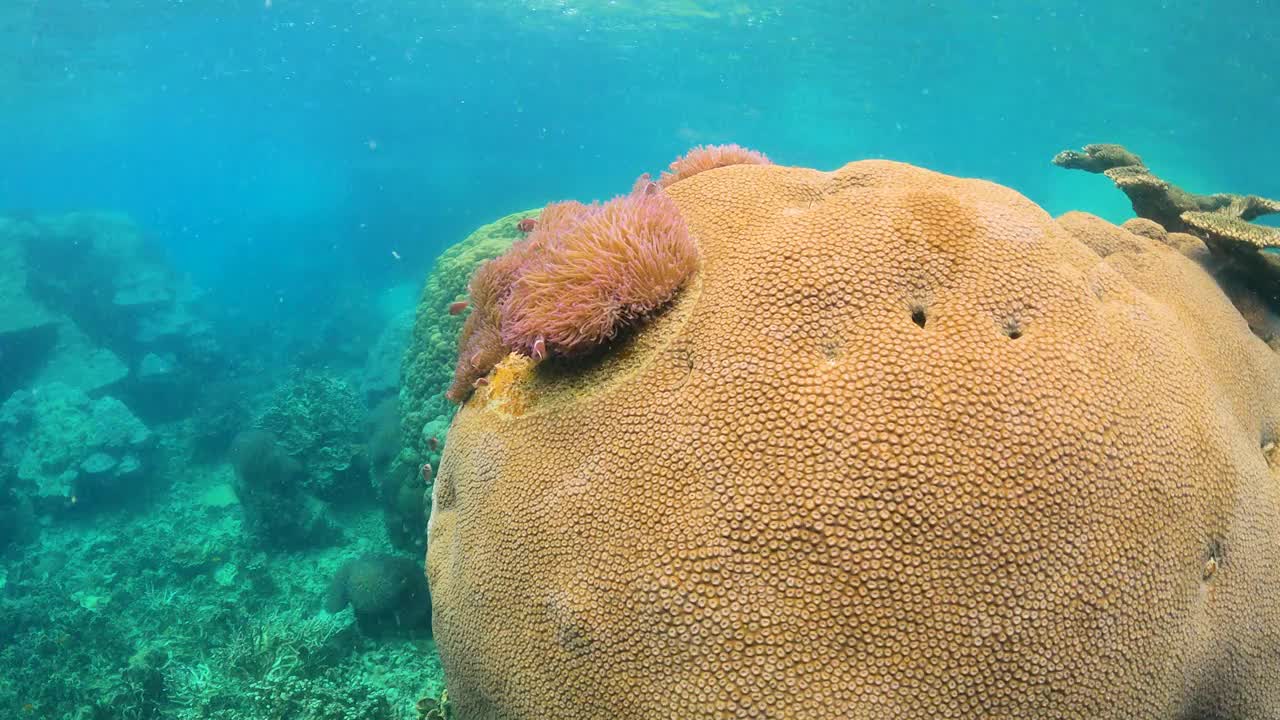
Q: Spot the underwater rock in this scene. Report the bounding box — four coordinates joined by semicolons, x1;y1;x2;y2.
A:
325;553;430;635
0;227;128;398
0;231;59;399
137;352;178;379
34;320;130;394
0;211;222;421
254;371;368;502
0;383;153;509
427;157;1280;718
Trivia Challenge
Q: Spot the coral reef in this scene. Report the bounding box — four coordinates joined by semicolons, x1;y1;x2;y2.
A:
325;554;431;635
0;210;443;719
230;430;341;548
0;461;442;719
0;382;154;510
429;157;1280;718
255;371;369;502
1053;143;1280;308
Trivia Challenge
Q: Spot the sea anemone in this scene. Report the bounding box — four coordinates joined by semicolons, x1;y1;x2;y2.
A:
447;203;586;402
446;192;698;402
447;247;530;403
657;143;771;188
500;190;698;357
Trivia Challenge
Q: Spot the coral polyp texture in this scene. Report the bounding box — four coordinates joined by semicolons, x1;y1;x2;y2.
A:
447;192;698;402
427;158;1280;718
657;142;771;188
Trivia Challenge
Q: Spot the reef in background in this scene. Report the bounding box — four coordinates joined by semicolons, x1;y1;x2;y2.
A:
0;210;453;719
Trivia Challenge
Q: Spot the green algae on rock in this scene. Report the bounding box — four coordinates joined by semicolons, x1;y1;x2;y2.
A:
386;209;537;551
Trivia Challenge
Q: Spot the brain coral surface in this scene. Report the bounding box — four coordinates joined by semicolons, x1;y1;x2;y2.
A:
426;160;1280;719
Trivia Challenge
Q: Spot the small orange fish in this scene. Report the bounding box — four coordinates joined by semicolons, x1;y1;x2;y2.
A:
448;300;469;316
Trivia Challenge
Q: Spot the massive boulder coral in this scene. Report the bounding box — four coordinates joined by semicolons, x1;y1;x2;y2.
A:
427;158;1280;718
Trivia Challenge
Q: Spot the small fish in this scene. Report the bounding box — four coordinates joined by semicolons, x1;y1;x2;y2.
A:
531;336;546;361
516;217;537;233
448;300;469;315
427;436;439;451
420;463;433;485
391;250;402;260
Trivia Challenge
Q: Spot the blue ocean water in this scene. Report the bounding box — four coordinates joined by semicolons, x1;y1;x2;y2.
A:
5;1;1277;309
2;1;1279;718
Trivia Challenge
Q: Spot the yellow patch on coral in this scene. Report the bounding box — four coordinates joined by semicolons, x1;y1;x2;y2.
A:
483;354;535;416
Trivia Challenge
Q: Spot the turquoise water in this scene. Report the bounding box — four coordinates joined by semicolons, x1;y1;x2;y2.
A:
2;2;1279;718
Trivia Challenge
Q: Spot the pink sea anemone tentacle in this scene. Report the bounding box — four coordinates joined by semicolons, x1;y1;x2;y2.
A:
499;189;699;357
657;144;771;188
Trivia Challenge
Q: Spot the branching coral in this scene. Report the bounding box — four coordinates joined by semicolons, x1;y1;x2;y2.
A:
1053;143;1280;309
